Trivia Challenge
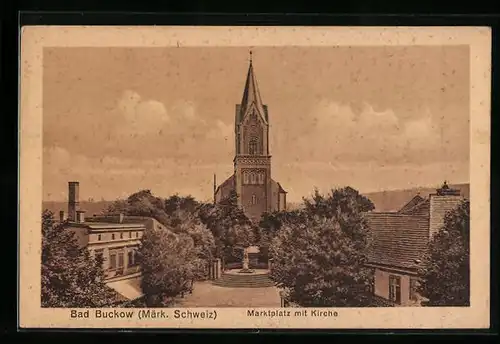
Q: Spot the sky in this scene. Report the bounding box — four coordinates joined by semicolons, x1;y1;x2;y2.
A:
42;46;470;203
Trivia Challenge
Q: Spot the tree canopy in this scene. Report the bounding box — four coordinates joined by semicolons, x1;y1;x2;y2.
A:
259;209;308;245
138;227;198;306
418;199;470;306
106;190;253;260
269;187;373;307
168;209;216;280
197;191;255;256
105;189;171;226
107;190;217;282
41;210;118;307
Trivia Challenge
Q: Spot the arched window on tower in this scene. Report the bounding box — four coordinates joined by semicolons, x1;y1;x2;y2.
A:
258;172;264;184
249;137;258;155
250;172;256;184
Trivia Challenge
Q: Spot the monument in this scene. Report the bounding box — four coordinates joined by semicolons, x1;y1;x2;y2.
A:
239;247;254;274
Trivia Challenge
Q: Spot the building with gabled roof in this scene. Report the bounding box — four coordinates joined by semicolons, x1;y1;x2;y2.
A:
214;52;287;222
365;181;468;306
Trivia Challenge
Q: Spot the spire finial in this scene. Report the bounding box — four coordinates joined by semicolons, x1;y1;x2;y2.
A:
249;49;253;64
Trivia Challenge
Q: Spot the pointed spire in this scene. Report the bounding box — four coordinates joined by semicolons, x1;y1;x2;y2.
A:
240;50;265;119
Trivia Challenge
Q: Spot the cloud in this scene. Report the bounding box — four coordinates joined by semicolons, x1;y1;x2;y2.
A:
116;90;170;135
43;145;232;201
206;120;233;142
170;100;201;122
290;100;443;164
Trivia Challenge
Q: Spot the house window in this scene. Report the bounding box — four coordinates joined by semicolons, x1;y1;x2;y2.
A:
120;233;123;239
389;275;402;304
252;194;257;205
410;278;419;301
128;250;134;267
129;232;132;238
109;253;117;270
128;250;138;267
118;252;124;268
111;233;115;240
97;234;101;241
136;232;139;238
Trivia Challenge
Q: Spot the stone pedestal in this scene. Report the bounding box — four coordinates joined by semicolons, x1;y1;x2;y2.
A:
215;258;222;279
208;261;213;280
209;259;221;280
268;258;273;271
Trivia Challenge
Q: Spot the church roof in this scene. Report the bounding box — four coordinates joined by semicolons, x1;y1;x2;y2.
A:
215;174;235;195
277;182;287;194
238;55;267;123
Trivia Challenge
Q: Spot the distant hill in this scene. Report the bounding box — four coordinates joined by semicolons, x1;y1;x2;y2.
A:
43;182;469;217
363;183;470;212
42;200;114;217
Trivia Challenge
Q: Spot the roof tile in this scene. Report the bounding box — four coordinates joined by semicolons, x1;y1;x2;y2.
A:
365;212;430;270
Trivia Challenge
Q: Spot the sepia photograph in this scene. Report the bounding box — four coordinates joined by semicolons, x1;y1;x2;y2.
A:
19;26;491;329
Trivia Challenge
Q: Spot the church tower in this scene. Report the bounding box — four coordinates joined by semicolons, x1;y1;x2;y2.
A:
233;52;272;221
214;52;287;222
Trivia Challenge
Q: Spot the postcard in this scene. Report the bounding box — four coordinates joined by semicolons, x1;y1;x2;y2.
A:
19;25;491;329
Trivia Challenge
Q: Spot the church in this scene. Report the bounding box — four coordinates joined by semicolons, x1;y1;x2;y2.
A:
214;53;287;222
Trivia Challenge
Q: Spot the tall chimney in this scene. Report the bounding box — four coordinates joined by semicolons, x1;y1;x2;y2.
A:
68;181;80;222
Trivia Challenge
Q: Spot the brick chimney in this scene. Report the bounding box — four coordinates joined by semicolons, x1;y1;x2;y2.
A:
68;181;80;222
429;181;463;238
76;210;86;223
436;181;461;196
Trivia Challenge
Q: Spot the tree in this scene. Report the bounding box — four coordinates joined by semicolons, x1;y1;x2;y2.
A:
170;210;216;280
104;190;171;227
41;210;118;307
418;199;470;306
259;209;308;244
138;227;198;307
269;187;373;307
303;187;375;218
198;190;253;257
164;194;200;217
